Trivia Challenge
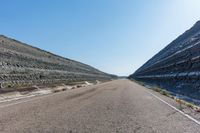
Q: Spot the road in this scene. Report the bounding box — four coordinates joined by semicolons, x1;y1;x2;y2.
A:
0;79;199;133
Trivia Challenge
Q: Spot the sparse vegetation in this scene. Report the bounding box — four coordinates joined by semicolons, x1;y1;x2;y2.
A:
153;87;171;97
132;80;200;112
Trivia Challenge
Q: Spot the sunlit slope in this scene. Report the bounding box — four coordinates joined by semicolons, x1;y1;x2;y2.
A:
0;35;116;88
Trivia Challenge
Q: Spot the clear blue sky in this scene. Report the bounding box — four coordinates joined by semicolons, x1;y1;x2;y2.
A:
0;0;200;76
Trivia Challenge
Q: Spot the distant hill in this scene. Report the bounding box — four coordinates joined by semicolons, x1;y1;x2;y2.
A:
129;21;200;104
0;35;116;89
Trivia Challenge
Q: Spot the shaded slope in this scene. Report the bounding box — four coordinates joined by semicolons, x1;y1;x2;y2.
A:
129;21;200;104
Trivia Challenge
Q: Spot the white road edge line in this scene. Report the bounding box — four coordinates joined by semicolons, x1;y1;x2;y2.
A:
0;92;58;109
146;90;200;126
0;86;92;109
0;95;36;104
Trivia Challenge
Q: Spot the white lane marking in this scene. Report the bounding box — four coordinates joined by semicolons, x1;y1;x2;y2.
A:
146;90;200;126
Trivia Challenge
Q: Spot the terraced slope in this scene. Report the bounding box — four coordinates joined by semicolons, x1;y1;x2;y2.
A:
0;35;115;89
129;21;200;104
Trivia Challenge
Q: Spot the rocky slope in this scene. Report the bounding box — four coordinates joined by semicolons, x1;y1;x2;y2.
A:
0;35;116;89
129;21;200;104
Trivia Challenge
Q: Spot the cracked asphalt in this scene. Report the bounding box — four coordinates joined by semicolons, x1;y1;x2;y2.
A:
0;79;199;133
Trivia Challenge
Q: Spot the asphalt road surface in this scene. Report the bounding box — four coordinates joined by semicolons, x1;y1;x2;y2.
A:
0;79;200;133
